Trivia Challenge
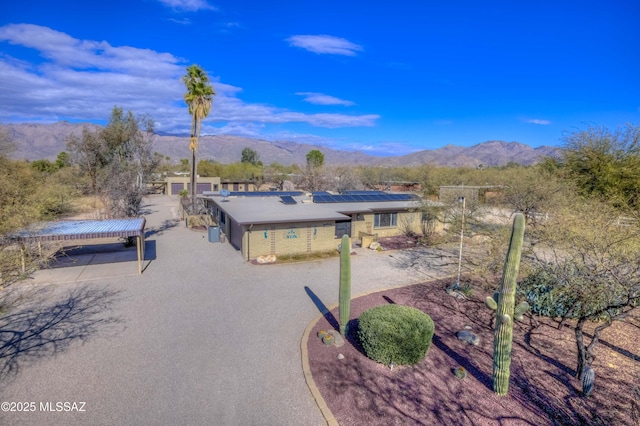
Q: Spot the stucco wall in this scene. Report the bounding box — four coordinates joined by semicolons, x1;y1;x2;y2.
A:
240;211;426;260
166;176;221;195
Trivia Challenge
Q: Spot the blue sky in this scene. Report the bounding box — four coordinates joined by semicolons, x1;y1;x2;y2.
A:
1;0;639;156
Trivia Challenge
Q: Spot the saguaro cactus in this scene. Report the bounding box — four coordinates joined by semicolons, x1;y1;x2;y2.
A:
339;234;351;337
485;213;529;396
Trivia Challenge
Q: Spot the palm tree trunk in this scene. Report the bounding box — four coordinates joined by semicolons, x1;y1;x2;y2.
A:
189;115;200;215
190;148;197;214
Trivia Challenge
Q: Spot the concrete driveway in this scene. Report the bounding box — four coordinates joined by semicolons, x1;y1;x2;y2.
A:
0;195;454;426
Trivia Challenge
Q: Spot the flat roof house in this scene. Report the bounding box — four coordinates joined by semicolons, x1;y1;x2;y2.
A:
201;191;426;261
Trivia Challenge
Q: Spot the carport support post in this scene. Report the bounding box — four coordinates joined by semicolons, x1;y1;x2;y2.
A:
137;233;145;274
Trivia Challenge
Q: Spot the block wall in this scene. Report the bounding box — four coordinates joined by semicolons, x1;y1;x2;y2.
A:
242;221;341;260
351;212;423;239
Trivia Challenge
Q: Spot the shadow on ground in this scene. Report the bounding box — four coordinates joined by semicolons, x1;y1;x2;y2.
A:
304;286;339;331
47;240;157;268
0;285;124;382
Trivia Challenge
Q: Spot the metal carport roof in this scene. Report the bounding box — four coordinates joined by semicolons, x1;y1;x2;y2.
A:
14;218;146;274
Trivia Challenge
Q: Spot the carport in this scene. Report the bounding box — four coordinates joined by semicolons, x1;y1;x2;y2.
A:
15;218;147;275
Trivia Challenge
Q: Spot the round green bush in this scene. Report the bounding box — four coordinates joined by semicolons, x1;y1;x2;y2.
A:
357;304;435;365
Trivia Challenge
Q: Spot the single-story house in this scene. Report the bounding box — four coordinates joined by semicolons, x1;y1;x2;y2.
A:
165;177;259;196
201;191;430;261
165;176;222;196
220;180;258;192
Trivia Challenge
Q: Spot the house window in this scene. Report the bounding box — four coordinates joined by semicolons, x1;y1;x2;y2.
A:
374;212;397;228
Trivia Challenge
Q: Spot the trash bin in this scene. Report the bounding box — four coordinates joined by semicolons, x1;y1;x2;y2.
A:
208;226;220;243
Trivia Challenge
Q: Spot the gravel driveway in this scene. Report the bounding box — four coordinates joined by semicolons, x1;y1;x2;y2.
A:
0;195;457;426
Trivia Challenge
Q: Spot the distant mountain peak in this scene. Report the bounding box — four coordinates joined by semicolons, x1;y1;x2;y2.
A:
0;122;559;167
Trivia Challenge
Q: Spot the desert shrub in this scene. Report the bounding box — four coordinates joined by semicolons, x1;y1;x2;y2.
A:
454;366;467;379
519;268;571;318
357;304;435;365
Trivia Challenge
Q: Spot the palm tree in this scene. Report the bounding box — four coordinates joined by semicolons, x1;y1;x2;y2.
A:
182;64;215;212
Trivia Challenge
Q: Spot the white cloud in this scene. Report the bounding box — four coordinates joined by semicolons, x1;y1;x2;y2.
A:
215;21;243;35
524;118;551;125
168;18;192;25
0;24;184;76
157;0;217;12
205;122;265;138
286;35;363;56
296;92;355;106
0;24;379;135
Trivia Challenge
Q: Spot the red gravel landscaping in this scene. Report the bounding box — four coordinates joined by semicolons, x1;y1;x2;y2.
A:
306;280;639;425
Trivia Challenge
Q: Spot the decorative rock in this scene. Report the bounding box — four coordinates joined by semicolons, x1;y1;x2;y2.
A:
337;353;345;360
322;334;334;346
256;254;276;264
456;329;480;346
327;330;345;347
449;290;467;299
369;242;381;250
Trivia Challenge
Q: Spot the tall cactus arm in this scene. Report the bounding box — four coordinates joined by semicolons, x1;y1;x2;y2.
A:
339;235;352;337
485;291;500;310
492;213;525;396
514;301;530;321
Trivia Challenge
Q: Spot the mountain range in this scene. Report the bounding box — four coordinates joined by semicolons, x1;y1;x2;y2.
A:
0;122;560;168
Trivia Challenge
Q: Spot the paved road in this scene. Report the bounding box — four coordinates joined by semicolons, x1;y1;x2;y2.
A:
0;195;454;426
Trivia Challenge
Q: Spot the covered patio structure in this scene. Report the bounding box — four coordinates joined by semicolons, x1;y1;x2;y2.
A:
15;218;147;275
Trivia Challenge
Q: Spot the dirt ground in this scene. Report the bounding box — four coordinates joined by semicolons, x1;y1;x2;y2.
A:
307;279;640;426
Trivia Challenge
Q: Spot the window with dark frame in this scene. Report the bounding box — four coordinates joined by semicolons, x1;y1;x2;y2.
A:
374;212;397;228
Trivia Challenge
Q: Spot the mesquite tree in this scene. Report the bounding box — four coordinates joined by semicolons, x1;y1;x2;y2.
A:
520;197;640;380
67;107;157;218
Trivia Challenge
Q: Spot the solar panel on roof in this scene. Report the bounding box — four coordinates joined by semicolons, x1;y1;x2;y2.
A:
342;190;385;195
312;192;418;203
280;195;297;205
229;191;303;197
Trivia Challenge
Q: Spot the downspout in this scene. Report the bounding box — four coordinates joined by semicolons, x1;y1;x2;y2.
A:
247;224;254;261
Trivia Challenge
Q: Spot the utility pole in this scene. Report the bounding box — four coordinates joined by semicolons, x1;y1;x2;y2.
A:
455;196;465;290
